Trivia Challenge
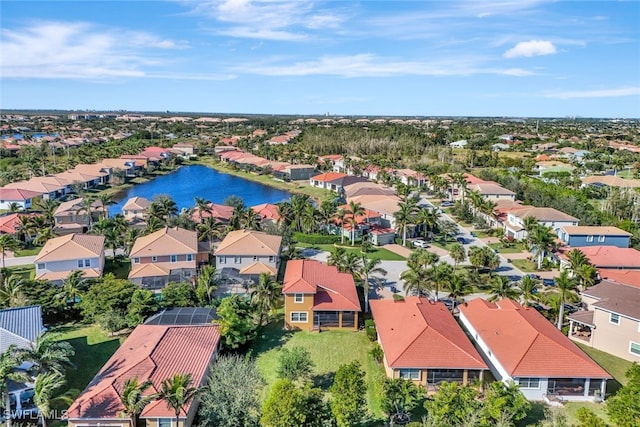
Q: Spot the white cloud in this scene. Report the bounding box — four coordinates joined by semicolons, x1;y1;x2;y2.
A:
0;21;188;79
504;40;557;58
233;54;534;78
545;87;640;99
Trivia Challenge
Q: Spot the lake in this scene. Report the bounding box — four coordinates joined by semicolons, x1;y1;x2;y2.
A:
110;165;292;215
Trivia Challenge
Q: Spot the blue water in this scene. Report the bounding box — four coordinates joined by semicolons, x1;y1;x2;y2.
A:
110;165;292;215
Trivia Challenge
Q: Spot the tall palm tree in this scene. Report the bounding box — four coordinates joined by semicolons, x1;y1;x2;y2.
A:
193;197;212;220
522;216;539;236
400;259;430;297
97;193;114;219
15;215;36;244
554;270;579;330
159;373;200;427
428;262;453;301
347;201;365;245
57;270;85;310
34;226;55;246
0;235;19;268
197;217;224;250
449;243;466;271
527;224;556;270
33;371;67;427
1;346;28;427
575;263;597;289
327;247;348;271
487;276;521;302
318;199;337;232
20;333;75;376
250;273;282;325
519;275;540;307
394;201;418;246
342;252;363;277
0;275;27;308
33;198;60;227
445;274;471;313
336;207;348;244
195;265;219;305
124;228;141;255
356;257;387;313
565;248;589;273
119;377;157;427
416;207;438;240
76;197;97;229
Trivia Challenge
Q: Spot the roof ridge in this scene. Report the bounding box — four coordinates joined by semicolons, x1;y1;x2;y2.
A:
389;323;429;366
422;305;485;364
509;330;542;376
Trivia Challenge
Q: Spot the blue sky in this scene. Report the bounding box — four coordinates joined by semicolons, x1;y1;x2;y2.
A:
1;0;639;117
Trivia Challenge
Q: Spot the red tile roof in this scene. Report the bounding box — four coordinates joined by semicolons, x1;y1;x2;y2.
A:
0;188;44;201
0;213;38;235
459;299;610;378
282;260;361;312
597;269;640;288
370;297;487;369
560;246;640;269
251;203;281;221
65;325;220;421
310;172;348;183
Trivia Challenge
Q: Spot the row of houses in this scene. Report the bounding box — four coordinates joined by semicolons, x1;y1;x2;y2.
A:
217;149;316;181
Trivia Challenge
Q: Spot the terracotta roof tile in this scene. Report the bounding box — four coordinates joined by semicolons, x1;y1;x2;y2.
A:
370;297;486;369
214;229;282;256
560;246;640;268
34;233;105;262
310;172;348;183
130;227;197;257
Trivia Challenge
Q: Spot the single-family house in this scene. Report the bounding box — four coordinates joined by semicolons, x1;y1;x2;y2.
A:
558;246;640;270
4;179;66;200
557;226;631;249
581;175;640;189
129;227;203;290
568;279;640;362
122;196;150;224
0;188;43;211
65;324;220;427
282;259;361;331
53;197;106;235
0;305;46;353
0;213;37;241
504;206;579;240
459;299;610;402
101;158;138;177
370;297;487;391
251;203;281;225
279;164;316;181
309;172;348;192
191;203;234;224
173;143;196;157
597;270;640;287
393;169;428;187
342;181;396;198
471;183;516;201
348;194;402;230
214;229;282;279
34;233;106;283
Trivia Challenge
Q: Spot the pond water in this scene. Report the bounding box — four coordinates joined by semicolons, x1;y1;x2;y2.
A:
110;165;292;214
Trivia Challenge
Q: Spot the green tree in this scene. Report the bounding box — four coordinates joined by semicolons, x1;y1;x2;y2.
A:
195;265;219;306
276;346;314;382
445;274;470;312
356;257;387;313
330;361;366;427
423;382;480;427
0;274;27;308
250;273;281;325
482;381;530;425
80;274;137;326
382;378;424;422
394;200;419;246
119;377;157;427
56;270;85;311
519;275;540;307
0;235;19;268
216;295;257;349
449;242;466;271
161;282;197;308
159;373;200;427
487;275;521;302
527;224;556;270
199;354;264;427
1;345;28;427
261;379;330;427
554;269;579;329
21;333;74;375
575;407;607;427
606;363;640;427
126;289;160;327
33;371;67;427
327;247;348;272
346;200;365;245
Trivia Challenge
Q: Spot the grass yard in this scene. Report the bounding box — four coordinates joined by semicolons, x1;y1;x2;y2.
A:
51;324;125;396
296;242;406;261
488;242;528;254
14;246;42;257
104;257;132;279
251;316;387;420
6;264;35;279
510;258;538;272
563;402;610;425
575;343;633;388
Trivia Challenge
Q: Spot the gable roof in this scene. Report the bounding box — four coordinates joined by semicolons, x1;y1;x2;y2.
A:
597;269;640;287
122;196;150;211
54;197;103;215
581;280;640;320
0;305;45;350
459;299;610;378
310;172;348;183
65;325;220;421
370;297;486;369
560;226;631;237
34;233;105;262
560;246;640;269
510;206;579;223
473;183;516;196
251;203;281;221
0;188;43;201
282;259;361;311
214;229;282;256
130;226;197;257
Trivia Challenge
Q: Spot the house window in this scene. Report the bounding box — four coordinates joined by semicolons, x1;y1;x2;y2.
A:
77;259;91;268
518;378;541;388
253;256;258;261
234;256;241;264
290;312;308;323
187;254;193;262
219;256;226;264
158;419;172;427
610;313;620;325
152;256;158;262
630;342;640;356
269;256;275;263
398;369;420;380
170;255;177;263
586;235;594;242
294;294;304;303
598;236;605;242
37;263;45;270
133;257;140;264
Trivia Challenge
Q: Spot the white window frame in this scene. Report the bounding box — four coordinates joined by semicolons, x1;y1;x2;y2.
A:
518;377;541;389
598;235;605;242
36;263;45;270
269;256;275;263
290;312;308;323
151;256;158;262
170;255;177;263
610;312;620;325
219;256;226;264
294;293;304;303
186;254;193;262
234;256;241;264
133;257;140;264
586;235;594;242
398;369;420;380
158;419;173;427
630;342;640;357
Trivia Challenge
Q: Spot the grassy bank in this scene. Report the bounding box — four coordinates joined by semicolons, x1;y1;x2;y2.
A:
194;157;333;201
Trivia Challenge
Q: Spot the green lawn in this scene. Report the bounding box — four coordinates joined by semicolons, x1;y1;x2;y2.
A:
296;243;406;261
488;242;527;254
510;259;538;272
575;343;633;388
14;246;42;257
6;264;35;279
104;257;132;279
251;316;386;419
51;324;124;396
563;402;610;426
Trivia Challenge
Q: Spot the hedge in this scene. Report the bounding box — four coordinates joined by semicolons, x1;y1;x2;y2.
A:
293;233;342;245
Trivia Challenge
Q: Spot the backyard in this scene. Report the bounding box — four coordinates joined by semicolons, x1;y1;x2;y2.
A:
250;315;387;420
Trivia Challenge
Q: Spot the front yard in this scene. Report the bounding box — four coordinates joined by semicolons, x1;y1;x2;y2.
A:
296;242;406;261
251;316;386;419
510;258;538;272
487;242;528;254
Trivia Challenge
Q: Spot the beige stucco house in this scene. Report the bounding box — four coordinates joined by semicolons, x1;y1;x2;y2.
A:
34;233;106;283
214;229;282;279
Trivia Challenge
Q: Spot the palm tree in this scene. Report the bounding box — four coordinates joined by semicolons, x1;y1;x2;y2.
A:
124;228;141;255
394;201;418;246
33;371;67;427
336;207;348;244
33;198;59;227
15;215;35;243
1;345;28;427
56;270;85;310
347;201;365;245
527;224;556;270
195;265;219;305
193;197;212;220
342;252;363;277
76;197;97;229
566;248;589;272
327;247;348;271
445;274;470;313
356;257;387;313
197;217;224;250
97;193;114;219
159;373;200;427
554;270;579;330
318;199;337;232
575;263;597;289
21;333;75;375
487;276;521;302
449;243;466;271
250;273;281;325
519;275;540;307
34;226;55;246
416;207;438;240
400;257;431;297
120;377;157;427
0;275;27;308
522;216;539;236
0;235;19;268
428;262;453;301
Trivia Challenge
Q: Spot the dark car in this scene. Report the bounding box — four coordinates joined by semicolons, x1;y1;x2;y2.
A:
542;278;556;287
456;237;466;244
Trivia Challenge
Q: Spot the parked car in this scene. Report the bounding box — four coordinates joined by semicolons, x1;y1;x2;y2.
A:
441;201;454;207
526;274;542;280
470;231;477;237
456;236;466;244
412;239;429;248
542;278;556;287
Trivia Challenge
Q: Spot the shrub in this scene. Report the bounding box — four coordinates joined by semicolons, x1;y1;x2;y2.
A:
364;319;377;342
392;293;405;301
293;233;342;245
369;344;384;363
